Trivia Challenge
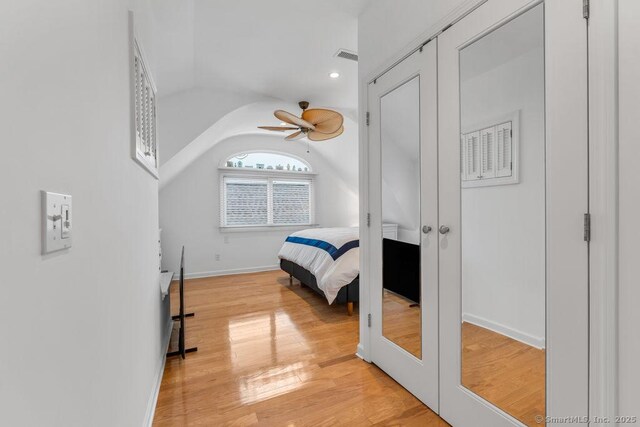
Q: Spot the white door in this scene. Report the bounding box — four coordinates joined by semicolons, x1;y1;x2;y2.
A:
438;1;589;426
367;41;439;409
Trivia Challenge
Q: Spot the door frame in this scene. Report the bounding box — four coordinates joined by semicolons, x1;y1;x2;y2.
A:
587;0;619;423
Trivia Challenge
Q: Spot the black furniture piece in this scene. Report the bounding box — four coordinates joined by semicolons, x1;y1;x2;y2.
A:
382;238;420;304
167;246;198;359
280;258;359;315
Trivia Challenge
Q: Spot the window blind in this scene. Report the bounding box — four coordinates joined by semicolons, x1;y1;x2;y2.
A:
273;181;310;225
222;176;313;227
224;179;268;226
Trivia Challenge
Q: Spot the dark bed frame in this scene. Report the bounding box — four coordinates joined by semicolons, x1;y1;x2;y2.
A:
280;258;359;315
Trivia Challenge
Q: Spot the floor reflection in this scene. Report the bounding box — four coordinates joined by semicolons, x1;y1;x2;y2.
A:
462;322;545;426
382;290;421;358
228;311;311;404
237;361;310;405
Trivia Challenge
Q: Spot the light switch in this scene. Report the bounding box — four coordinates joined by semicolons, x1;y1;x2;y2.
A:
42;191;72;254
61;204;71;239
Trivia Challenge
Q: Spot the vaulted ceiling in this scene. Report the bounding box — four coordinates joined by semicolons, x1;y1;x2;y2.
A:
150;0;367;111
144;0;368;186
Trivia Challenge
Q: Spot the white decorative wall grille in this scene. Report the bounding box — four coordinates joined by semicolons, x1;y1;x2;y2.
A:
461;112;519;188
130;12;159;178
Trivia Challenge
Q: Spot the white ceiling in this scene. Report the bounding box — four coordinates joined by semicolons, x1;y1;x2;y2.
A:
151;0;368;112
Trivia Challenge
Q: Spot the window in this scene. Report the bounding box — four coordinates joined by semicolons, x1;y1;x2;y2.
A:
220;152;315;228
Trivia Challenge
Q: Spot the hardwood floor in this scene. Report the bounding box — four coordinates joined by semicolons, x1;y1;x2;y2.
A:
153;270;448;426
154;270;544;426
462;322;545;427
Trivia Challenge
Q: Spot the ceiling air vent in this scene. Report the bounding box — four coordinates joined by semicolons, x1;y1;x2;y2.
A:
335;48;358;62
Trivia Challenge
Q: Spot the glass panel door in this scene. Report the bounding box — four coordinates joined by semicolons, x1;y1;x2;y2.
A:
368;41;439;410
438;1;589;426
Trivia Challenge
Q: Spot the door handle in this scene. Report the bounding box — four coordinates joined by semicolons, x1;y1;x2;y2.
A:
439;225;450;235
422;225;432;234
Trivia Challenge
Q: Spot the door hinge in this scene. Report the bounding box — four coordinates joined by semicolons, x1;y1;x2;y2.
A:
583;0;590;19
367;213;371;227
584;213;591;242
366;112;370;126
368;313;372;327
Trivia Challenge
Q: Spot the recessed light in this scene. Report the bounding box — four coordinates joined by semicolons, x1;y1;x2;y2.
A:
280;122;288;126
329;72;340;79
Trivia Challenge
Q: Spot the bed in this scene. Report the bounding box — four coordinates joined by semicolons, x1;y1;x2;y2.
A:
278;227;360;315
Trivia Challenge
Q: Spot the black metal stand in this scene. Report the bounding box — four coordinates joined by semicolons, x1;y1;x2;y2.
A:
172;313;194;320
167;246;198;359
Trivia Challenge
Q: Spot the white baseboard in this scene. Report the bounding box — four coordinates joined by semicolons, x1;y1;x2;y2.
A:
144;319;173;427
462;312;545;349
182;264;280;280
356;343;367;361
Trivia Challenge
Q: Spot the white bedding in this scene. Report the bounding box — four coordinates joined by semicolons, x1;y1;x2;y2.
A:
277;227;359;304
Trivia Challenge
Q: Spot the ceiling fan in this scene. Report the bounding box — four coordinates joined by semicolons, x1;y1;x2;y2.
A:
258;101;344;141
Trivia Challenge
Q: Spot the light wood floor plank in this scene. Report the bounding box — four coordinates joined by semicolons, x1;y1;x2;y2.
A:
154;270;445;426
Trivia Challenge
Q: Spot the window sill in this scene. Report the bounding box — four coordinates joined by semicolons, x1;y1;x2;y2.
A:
219;224;319;233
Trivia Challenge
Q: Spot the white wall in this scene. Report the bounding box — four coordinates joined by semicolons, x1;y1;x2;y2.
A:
132;0;195;97
157;87;264;164
618;0;640;416
0;1;167;426
160;134;359;277
460;31;545;345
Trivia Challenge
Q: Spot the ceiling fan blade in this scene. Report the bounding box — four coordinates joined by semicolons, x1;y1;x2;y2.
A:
258;126;299;132
274;110;315;130
302;109;344;134
307;126;344;141
285;130;305;141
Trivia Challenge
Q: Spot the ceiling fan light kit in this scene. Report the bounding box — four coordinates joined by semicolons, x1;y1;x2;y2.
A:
258;101;344;142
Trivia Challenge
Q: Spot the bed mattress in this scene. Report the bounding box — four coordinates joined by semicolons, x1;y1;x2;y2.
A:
277;227;359;304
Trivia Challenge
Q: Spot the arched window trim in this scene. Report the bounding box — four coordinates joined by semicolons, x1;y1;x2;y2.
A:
219;150;314;174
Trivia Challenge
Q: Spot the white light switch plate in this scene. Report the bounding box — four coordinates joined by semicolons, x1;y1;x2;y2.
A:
41;191;72;254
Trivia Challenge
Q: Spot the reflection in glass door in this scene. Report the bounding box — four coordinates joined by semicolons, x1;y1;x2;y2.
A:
381;76;422;359
459;6;545;426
